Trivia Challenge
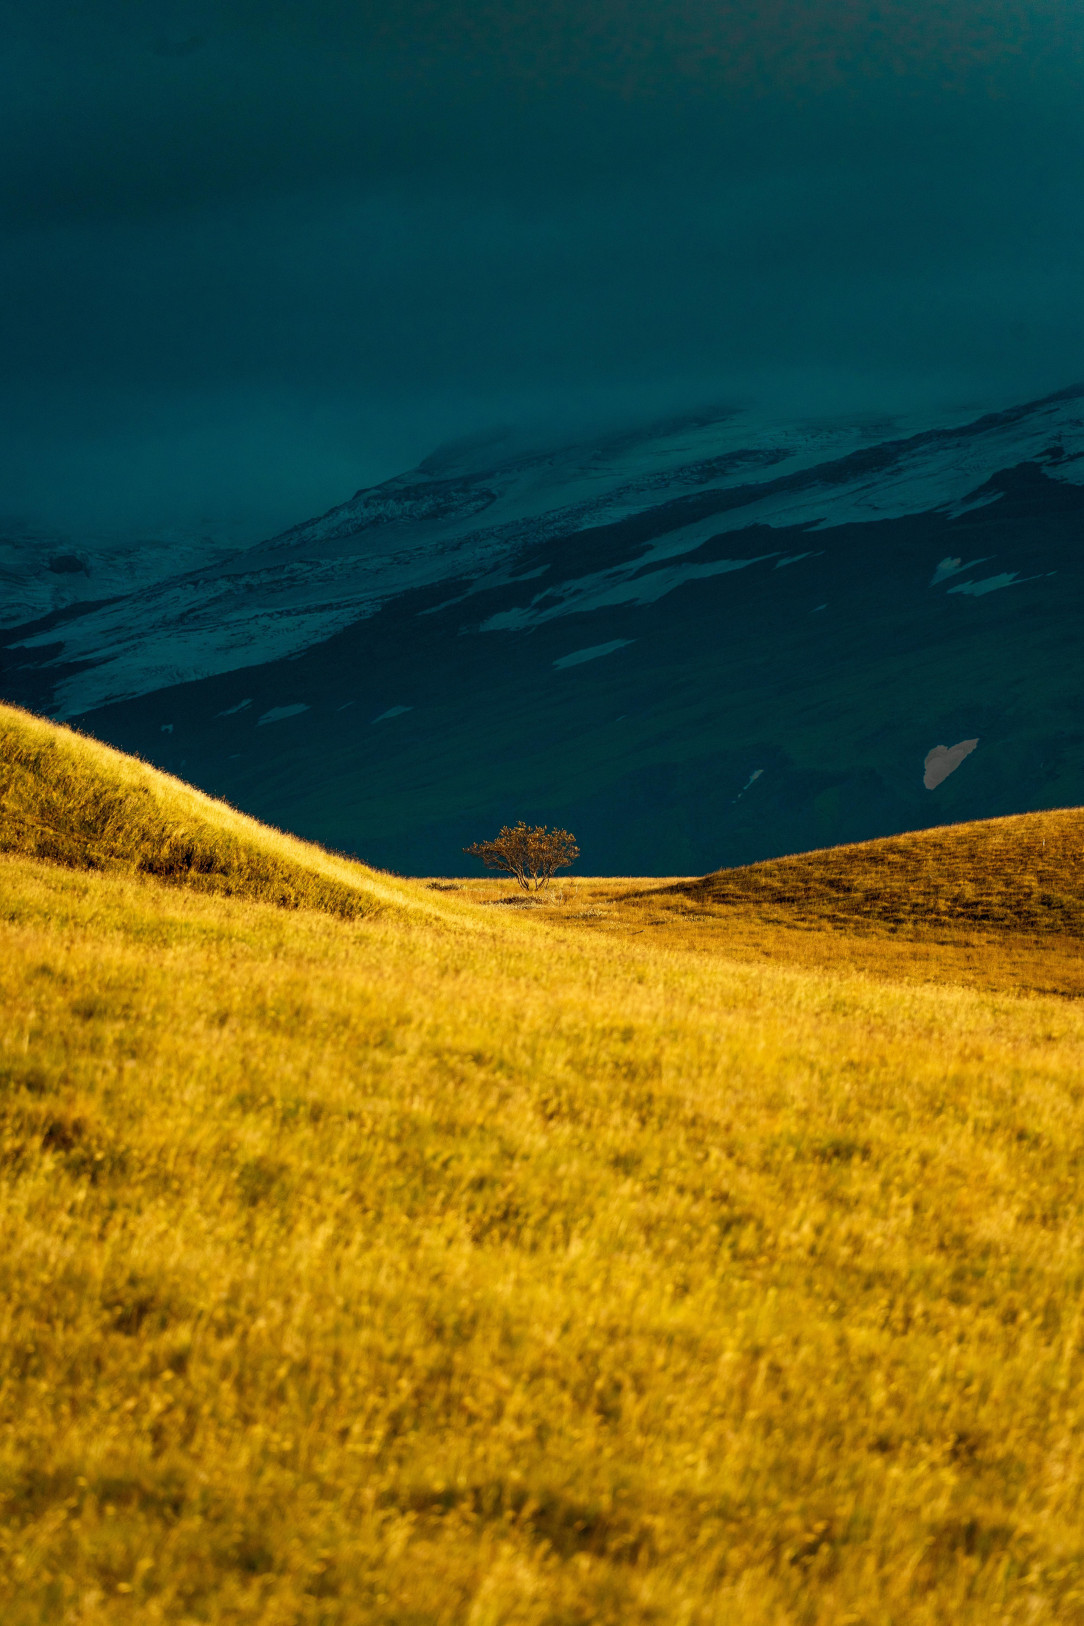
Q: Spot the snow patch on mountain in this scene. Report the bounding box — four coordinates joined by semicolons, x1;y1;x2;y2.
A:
553;640;635;669
258;703;310;726
483;554;771;631
947;571;1046;597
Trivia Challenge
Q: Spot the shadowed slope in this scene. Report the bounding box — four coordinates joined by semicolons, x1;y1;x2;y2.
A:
671;808;1084;936
0;702;404;920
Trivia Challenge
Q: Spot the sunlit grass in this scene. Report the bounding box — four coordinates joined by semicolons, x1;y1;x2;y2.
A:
0;702;416;921
4;704;1084;1622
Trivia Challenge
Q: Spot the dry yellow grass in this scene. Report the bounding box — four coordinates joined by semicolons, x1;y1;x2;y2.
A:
5;705;1084;1623
445;806;1084;998
677;810;1084;937
0;703;414;921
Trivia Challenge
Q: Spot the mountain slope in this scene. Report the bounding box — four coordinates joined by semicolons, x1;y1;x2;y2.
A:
4;384;1084;873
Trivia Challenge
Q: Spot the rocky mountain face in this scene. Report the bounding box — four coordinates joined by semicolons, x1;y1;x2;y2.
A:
4;385;1083;874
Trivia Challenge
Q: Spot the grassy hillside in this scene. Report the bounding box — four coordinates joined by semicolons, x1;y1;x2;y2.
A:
5;710;1084;1623
671;808;1084;936
0;703;408;921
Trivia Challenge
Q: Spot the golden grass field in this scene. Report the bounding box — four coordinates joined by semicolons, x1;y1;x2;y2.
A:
5;700;1084;1624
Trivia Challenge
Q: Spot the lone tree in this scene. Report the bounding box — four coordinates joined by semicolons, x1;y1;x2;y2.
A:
464;822;579;891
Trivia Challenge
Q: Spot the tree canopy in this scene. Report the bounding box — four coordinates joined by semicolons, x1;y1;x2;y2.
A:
464;822;579;891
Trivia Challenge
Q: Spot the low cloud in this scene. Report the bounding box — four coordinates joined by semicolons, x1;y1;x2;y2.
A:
3;2;1084;540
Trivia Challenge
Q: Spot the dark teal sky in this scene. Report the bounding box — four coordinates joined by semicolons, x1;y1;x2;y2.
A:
3;0;1084;541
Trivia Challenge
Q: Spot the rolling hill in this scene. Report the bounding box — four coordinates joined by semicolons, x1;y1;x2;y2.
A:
4;707;1084;1622
0;703;404;921
667;806;1084;935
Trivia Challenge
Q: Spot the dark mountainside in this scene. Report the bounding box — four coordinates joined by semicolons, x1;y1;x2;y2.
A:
3;387;1083;875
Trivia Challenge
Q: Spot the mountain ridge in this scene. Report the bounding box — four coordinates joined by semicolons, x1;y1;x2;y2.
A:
3;383;1083;874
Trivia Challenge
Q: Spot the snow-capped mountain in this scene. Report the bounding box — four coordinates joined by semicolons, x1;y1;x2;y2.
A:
3;384;1083;874
9;385;1084;717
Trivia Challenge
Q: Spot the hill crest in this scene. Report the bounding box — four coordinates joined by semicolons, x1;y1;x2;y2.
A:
669;806;1084;937
0;702;413;921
